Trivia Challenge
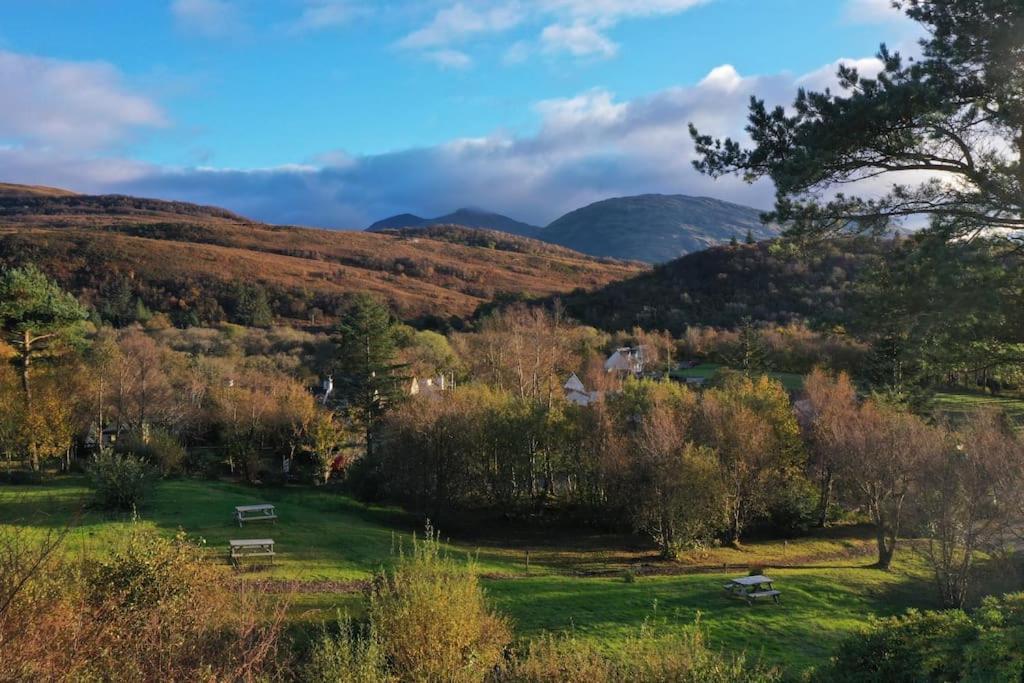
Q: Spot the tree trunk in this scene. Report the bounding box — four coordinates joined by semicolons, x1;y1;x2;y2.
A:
20;332;32;407
875;526;896;570
816;469;833;528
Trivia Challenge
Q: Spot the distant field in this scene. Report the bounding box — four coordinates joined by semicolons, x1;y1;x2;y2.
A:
931;390;1024;427
672;363;806;392
0;477;944;675
675;364;1024;427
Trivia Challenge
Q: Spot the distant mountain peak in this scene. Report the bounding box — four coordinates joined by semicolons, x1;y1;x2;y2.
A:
369;208;541;238
540;194;778;263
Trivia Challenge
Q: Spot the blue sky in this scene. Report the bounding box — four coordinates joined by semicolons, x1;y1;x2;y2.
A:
0;0;918;227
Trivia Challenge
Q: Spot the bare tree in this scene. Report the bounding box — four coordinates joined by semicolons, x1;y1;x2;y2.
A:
836;402;944;569
631;401;723;558
799;368;860;527
917;411;1024;607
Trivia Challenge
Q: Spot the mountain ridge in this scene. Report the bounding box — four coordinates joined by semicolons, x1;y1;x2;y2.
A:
0;183;644;326
372;193;778;264
369;208;542;238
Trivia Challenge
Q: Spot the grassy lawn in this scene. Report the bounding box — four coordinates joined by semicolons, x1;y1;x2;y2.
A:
0;476;941;675
931;389;1024;427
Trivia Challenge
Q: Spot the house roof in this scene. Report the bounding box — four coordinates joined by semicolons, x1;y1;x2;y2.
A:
564;373;586;393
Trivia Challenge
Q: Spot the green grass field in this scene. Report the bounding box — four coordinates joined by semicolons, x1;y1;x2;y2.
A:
931;389;1024;427
0;476;946;675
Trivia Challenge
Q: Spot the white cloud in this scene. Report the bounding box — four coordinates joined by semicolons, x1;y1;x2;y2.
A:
426;49;474;69
796;56;886;91
289;0;356;33
0;50;166;151
15;57;929;231
171;0;241;37
699;64;743;91
535;0;709;23
398;3;523;49
540;23;618;58
503;40;532;64
399;0;711;67
842;0;904;25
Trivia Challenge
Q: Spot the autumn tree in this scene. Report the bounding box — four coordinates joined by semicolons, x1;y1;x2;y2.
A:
917;411;1024;607
835;401;945;569
798;368;861;527
630;397;724;557
306;409;348;485
698;373;805;544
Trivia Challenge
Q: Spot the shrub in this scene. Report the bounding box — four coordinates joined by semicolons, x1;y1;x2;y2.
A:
86;449;158;510
0;527;287;681
368;525;511;682
121;428;187;477
86;529;198;611
821;609;977;682
301;618;393;683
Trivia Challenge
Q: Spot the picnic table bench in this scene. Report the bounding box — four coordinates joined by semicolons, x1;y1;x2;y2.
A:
229;539;275;566
234;504;277;527
723;575;781;605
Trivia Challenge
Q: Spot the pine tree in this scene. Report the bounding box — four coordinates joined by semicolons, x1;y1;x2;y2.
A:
331;294;406;456
726;320;770;376
0;265;88;469
745;228;756;245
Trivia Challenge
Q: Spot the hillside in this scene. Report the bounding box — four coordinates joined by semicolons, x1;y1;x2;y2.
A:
559;238;892;333
541;194;779;263
0;185;643;327
369;208;542;238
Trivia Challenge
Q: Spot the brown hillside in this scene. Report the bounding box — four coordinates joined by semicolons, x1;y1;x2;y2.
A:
0;185;644;323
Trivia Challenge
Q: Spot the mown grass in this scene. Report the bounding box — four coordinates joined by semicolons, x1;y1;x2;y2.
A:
0;477;941;675
931;389;1024;427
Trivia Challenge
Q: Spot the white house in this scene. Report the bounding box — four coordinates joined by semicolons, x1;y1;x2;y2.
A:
409;374;453;398
604;346;646;375
564;373;600;406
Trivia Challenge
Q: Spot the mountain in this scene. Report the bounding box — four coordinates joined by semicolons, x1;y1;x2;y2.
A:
558;238;892;334
0;184;644;327
541;194;780;264
369;208;542;238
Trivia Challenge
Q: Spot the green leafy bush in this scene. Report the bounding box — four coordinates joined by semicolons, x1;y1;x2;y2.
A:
822;608;978;682
87;449;158;510
121;428;187;477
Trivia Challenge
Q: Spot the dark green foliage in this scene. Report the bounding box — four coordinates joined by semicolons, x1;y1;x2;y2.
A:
560;238;889;334
824;609;976;682
0;264;89;383
121;429;187;477
691;1;1024;243
331;294;406;454
823;594;1024;682
85;531;198;611
232;283;274;328
725;321;771;375
87;449;159;511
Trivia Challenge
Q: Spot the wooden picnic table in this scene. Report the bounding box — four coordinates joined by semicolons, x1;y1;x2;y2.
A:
723;575;781;605
229;538;275;566
234;503;277;527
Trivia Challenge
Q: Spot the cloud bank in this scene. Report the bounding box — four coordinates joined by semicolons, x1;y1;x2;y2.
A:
0;44;894;230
